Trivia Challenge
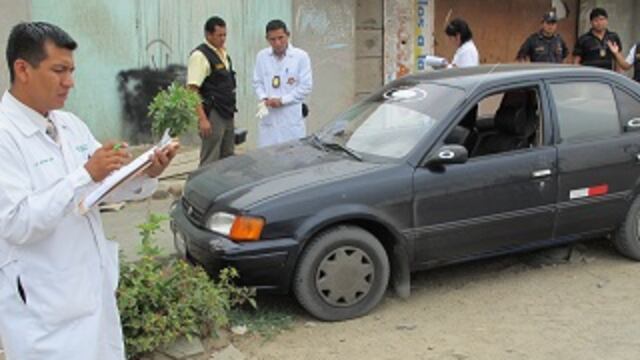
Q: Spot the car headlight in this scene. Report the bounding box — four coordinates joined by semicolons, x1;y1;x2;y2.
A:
206;212;265;242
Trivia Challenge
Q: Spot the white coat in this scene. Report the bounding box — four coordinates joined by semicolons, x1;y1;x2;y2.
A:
252;44;313;147
451;40;479;68
0;91;157;360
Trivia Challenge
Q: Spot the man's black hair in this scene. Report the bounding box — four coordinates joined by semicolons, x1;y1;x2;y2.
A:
204;16;226;33
6;22;77;83
590;7;608;21
445;18;473;44
266;19;288;35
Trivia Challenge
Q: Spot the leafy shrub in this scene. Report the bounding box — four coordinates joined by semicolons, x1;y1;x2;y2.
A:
117;214;255;359
148;83;200;137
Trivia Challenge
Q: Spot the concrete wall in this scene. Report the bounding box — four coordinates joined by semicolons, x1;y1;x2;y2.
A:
355;0;384;99
384;0;434;83
25;0;291;146
0;0;31;92
293;0;357;134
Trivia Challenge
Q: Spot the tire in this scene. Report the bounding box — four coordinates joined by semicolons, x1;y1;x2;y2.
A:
614;195;640;260
293;225;390;321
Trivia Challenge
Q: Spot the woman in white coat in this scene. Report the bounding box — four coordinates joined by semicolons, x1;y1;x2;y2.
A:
445;18;480;68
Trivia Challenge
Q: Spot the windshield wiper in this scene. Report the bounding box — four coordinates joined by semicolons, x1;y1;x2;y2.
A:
308;134;326;150
309;134;362;161
310;134;362;161
324;142;363;162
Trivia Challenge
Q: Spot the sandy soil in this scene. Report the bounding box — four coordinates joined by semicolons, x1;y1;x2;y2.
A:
99;197;640;360
235;239;640;360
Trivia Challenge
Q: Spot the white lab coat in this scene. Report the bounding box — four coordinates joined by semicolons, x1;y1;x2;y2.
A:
253;44;313;147
451;40;479;68
0;91;157;360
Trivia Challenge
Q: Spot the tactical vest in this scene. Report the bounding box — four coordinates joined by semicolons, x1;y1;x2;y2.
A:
194;44;237;119
634;43;640;82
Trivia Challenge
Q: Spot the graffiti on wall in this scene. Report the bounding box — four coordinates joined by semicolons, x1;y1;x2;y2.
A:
118;38;186;143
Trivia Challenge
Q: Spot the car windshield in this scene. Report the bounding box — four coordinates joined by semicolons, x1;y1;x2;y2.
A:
315;83;465;159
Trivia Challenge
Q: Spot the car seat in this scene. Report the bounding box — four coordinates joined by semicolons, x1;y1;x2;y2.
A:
472;90;538;157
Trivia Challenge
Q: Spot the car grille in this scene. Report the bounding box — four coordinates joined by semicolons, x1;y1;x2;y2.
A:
182;197;206;225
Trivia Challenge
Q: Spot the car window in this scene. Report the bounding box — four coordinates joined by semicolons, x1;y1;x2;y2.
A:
318;84;465;160
614;88;640;132
550;82;620;143
444;86;543;158
477;93;503;119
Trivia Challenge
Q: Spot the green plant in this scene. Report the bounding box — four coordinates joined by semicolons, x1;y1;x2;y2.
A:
148;82;200;137
117;214;256;359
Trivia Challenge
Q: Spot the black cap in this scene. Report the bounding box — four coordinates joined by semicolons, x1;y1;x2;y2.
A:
542;11;557;23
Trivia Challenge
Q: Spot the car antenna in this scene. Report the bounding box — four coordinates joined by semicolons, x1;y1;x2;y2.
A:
465;63;501;101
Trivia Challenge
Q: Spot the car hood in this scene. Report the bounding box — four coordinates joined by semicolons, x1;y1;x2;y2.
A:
183;140;386;211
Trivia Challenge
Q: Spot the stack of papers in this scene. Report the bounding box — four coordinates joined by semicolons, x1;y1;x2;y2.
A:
79;129;174;214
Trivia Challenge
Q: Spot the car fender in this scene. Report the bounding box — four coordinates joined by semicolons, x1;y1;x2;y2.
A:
291;204;412;299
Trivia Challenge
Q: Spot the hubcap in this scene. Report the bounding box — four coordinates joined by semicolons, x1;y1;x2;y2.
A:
315;246;374;307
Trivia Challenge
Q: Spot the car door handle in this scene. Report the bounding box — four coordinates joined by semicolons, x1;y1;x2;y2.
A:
531;169;552;178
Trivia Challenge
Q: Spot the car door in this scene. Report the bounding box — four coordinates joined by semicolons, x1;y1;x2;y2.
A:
411;83;558;265
550;80;640;239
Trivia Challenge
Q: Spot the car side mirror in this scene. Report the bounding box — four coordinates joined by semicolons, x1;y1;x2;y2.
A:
624;118;640;132
427;145;468;166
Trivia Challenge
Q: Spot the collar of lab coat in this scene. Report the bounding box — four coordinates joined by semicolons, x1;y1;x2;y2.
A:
1;91;49;137
269;43;296;58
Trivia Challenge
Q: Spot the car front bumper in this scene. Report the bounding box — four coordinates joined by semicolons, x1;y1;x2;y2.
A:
170;204;299;293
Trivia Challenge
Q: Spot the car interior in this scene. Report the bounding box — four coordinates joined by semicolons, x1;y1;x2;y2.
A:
445;87;542;158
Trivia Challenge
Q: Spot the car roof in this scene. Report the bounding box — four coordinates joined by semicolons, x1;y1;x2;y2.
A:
395;64;622;91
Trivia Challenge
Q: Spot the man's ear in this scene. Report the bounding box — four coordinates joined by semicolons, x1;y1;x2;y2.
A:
12;59;31;83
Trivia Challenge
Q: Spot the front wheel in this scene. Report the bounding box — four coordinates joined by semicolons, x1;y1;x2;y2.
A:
614;196;640;260
293;225;390;321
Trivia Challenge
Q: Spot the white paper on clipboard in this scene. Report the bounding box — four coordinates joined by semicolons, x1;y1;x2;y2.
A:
78;129;173;214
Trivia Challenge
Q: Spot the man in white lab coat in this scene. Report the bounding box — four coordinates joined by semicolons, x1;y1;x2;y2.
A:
253;19;313;147
0;22;178;359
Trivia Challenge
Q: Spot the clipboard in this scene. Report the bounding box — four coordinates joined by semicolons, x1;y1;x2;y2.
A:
78;129;174;214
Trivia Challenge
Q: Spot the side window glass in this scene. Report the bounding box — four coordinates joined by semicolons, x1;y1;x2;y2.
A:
550;82;620;143
614;88;640;132
443;87;542;158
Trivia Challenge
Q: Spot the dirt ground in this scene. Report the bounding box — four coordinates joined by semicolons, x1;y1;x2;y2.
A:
100;198;640;360
234;239;640;360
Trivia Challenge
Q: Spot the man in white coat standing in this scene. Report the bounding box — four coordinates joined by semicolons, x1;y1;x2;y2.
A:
253;19;313;147
0;22;178;359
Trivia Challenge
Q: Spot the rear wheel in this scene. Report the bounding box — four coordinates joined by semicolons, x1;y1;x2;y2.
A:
293;225;390;321
614;196;640;260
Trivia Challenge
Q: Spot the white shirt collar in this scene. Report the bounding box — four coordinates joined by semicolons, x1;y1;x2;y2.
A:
1;91;50;136
269;44;295;58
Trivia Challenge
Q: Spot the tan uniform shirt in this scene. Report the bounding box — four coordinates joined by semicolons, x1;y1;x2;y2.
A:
187;40;229;87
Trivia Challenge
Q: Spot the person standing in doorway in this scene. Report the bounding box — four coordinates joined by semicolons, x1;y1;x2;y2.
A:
573;7;622;71
445;18;479;68
0;22;177;359
516;11;569;63
187;16;237;166
252;19;313;148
